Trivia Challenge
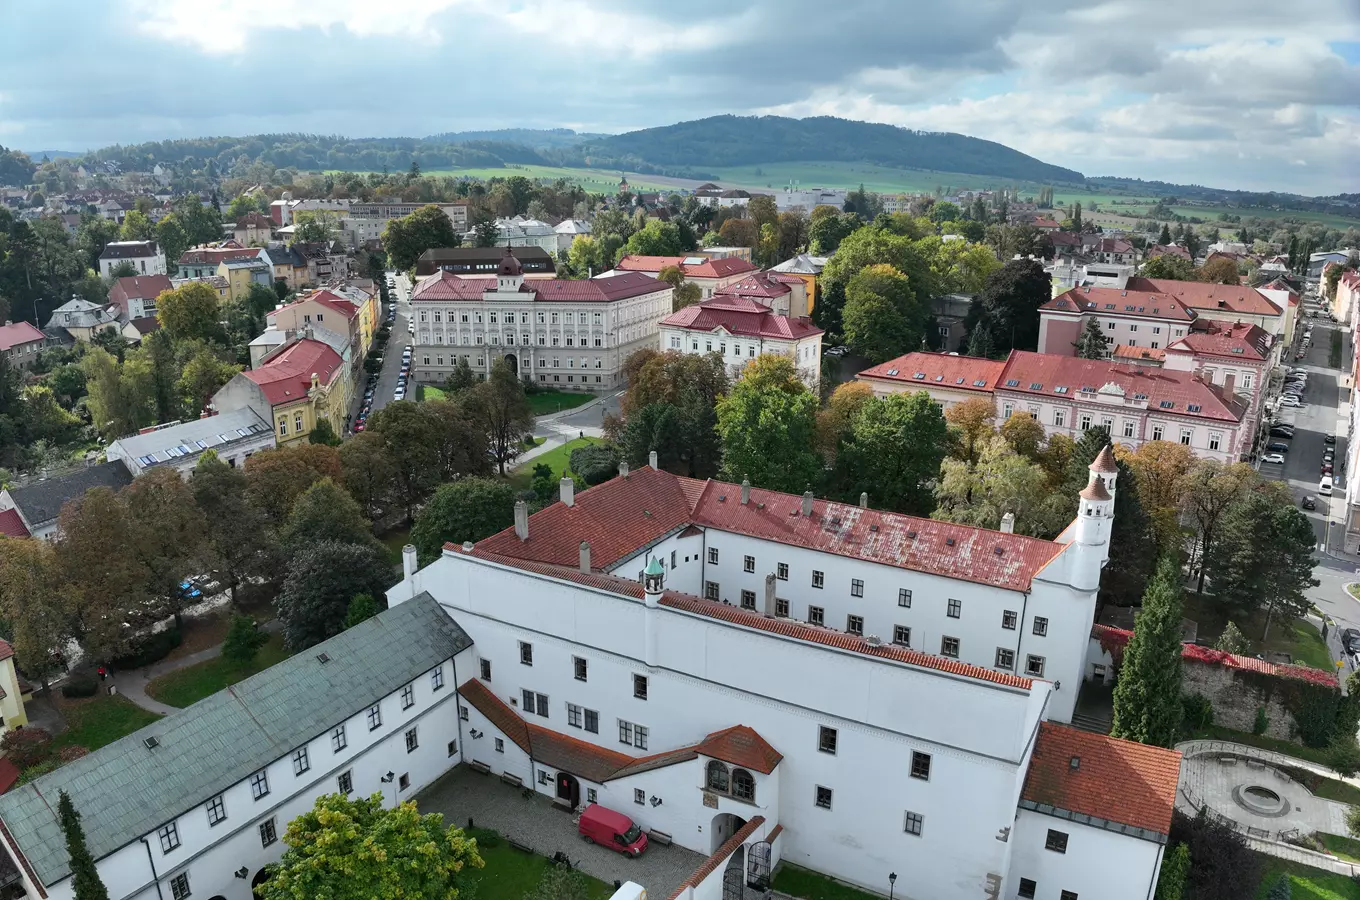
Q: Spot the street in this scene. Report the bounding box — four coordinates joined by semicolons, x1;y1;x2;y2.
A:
351;272;413;428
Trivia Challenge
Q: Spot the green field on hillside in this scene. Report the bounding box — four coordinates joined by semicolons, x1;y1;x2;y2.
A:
336;164;673;194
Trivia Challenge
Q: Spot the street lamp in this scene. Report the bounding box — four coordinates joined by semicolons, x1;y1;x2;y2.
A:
888;872;896;900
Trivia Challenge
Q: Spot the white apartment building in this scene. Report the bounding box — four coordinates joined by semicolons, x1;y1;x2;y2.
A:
0;597;472;900
386;458;1179;900
658;297;823;388
98;241;167;278
342;202;469;247
409;249;672;391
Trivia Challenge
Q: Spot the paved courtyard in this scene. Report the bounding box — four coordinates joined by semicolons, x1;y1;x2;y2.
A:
1178;750;1351;837
419;766;705;898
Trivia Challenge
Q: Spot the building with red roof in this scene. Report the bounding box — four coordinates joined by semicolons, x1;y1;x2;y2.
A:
107;274;173;322
658;296;823;387
613;254;757;298
857;351;1007;407
408;249;673;392
0;321;46;370
383;448;1167;899
211;337;349;446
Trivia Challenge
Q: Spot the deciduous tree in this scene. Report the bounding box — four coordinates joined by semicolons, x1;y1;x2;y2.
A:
257;793;482;900
836;390;949;515
1181;460;1257;592
366;401;440;521
122;468;208;629
623;350;728;419
716;355;820;494
244;444;343;525
280;478;382;556
338;431;396;520
1197;257;1240;285
277;540;389;650
193;451;274;607
0;537;69;691
841;263;930;363
814;381;873;466
1110;556;1185;748
410;478;515;564
156;281;225;344
998;411;1045;461
382;205;460;272
963;258;1049;357
468;359;534;475
934;435;1068;536
1141;254;1196;281
57;487;152;661
944;397;996;464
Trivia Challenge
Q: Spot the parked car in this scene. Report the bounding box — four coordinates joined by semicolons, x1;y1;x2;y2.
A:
1262;453;1286;465
1342;628;1360;654
578;804;648;857
1325;435;1337;444
1301;496;1318;510
1266;442;1290;452
1322;463;1334;475
1279;397;1303;408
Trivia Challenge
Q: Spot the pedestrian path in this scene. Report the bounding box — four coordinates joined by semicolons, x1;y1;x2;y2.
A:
110;620;283;716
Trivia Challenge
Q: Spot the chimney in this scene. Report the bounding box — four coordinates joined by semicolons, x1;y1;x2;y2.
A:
513;500;529;541
1223;372;1236;396
1000;512;1016;534
741;477;751;505
579;541;591;574
648;450;658;469
402;544;418;582
859;492;868;508
763;572;777;616
619;461;630;478
801;490;814;517
559;476;575;507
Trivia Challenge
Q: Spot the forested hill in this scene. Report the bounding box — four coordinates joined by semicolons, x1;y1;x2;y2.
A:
72;134;551;175
424;128;607;149
561;115;1086;184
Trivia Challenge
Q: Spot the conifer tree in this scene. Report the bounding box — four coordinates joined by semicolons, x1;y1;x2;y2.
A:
1111;556;1186;747
58;790;110;900
1072;318;1109;359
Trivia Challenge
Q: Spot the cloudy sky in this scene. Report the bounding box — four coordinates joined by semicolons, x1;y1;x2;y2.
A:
2;0;1358;195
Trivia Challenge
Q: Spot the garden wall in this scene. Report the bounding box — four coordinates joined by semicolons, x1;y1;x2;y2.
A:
1180;658;1296;740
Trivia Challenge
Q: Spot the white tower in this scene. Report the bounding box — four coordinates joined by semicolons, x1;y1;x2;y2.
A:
642;556;664;667
495;246;525;293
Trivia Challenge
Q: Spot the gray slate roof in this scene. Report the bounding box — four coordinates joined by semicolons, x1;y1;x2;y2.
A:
7;462;134;528
107;408;272;463
0;594;471;886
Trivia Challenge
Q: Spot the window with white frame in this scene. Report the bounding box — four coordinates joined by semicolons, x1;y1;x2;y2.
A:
1152;424;1164;441
1180;429;1192;446
1209;432;1221;451
996;648;1015;670
941;636;960;658
170;873;191;900
206;794;226;826
250;770;269;800
401;684;415;709
744;554;755;573
775;598;789;617
1054;409;1066;427
405;726;419;752
740;589;756;609
777;562;789;580
157;822;180;853
846;614;864;635
1123;420;1135;438
808;605;824;625
705;581;720;600
708;547;719;564
367;704;382;731
332;724;347;752
259;818;278;847
812;570;824;588
292;747;310;776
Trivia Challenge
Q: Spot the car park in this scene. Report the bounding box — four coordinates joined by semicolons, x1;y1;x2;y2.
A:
1262;453;1286;465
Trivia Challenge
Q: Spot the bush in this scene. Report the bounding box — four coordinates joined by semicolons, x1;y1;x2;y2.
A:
1181;694;1213;730
568;444;620;486
1265;873;1292;900
60;676;98;699
1327;737;1360;778
1253;706;1269;735
57;746;89;762
113;627;183;669
521;433;536;445
17;759;57;785
1;728;53;769
222;615;267;666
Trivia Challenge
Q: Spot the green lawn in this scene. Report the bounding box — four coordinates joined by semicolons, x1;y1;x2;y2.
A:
509;437;601;492
1255;854;1360;899
1184;724;1335;767
1319;833;1360;863
423;385;446;401
528;390;595;416
145;634;291;708
464;828;613;900
1278;766;1360;805
52;694;162;753
772;863;885;900
1180;593;1335;670
336;164;672;195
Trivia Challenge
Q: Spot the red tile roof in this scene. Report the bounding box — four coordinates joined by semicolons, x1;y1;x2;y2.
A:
1147;244;1192;260
235;212;273;229
1042;286;1197;321
0;758;18;795
1110;345;1165;362
412;270;666;303
178;246;261;266
1167;320;1271;362
997;351;1244;423
1128;277;1282;317
284;290;360;321
108;274;172;306
244;338;344;407
1021;722;1180;836
0;509;30;538
458;678;783;783
0;321;45;353
0;638;13;662
660;298;822;341
476;466;1063;592
615;255;758;279
714;272;793;300
858;351;1006;393
1094;238;1135;254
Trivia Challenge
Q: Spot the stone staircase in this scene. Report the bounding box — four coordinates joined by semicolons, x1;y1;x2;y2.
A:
1069;709;1112;735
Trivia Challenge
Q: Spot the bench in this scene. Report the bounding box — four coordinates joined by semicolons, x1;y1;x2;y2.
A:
467;760;491;775
1217;756;1238;766
507;837;535;854
1246;758;1266;770
500;772;524;788
648;829;674;847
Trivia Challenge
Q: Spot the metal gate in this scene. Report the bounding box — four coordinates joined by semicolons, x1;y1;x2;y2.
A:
747;841;772;892
723;863;745;900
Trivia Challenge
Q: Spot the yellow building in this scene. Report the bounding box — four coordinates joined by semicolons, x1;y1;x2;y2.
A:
0;640;30;734
211;337;350;445
217;258;273;302
769;253;827;314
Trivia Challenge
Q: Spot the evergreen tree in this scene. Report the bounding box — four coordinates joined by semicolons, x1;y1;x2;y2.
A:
1072;318;1109;359
1158;223;1173;245
221;614;266;666
1264;874;1291;900
1102;458;1157;607
58;790;110;900
1111;556;1186;747
1154;841;1190;900
1214;621;1251;655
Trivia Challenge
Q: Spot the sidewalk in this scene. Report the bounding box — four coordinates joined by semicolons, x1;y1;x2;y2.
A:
110;620;283;716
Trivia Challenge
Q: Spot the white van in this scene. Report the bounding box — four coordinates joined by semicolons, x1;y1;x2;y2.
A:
1320;476;1334;496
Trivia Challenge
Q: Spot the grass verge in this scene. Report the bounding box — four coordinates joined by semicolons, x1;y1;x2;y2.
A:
772;863;885;900
1278;766;1360;805
145;634;291;708
528;391;595;416
1180;593;1334;669
464;827;614;900
1255;853;1360;899
509;437;601;491
52;694;162;753
1182;724;1334;767
1332;330;1344;369
1319;833;1360;864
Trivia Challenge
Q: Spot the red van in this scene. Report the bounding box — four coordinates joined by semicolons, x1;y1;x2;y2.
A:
578;803;648;857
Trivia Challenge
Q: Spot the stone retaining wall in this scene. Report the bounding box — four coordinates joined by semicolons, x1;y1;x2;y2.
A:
1182;659;1297;740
